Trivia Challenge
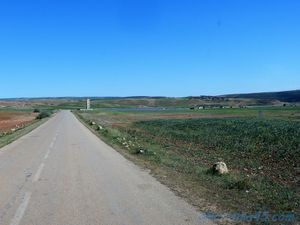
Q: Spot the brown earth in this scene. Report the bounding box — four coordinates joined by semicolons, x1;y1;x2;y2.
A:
0;112;37;132
109;113;242;128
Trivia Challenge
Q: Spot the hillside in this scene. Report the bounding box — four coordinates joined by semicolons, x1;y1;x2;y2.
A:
1;90;299;109
222;90;300;102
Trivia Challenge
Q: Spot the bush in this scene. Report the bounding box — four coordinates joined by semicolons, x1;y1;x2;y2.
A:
33;109;40;113
36;112;50;119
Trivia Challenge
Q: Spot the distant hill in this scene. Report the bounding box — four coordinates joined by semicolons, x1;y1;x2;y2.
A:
221;90;300;102
1;90;299;109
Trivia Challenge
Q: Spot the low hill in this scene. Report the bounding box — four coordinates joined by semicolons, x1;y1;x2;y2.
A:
1;90;299;109
221;90;300;102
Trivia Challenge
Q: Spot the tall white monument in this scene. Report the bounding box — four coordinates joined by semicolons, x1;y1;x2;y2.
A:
87;99;90;110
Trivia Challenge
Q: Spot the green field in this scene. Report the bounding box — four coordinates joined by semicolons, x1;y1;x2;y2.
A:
75;107;300;216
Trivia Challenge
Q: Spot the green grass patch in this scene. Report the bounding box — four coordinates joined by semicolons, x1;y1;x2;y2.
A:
74;109;300;217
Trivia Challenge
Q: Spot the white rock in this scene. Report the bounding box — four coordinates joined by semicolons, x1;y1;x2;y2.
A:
212;162;229;174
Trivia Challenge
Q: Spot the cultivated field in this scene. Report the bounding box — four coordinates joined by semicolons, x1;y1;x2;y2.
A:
0;108;53;149
0;111;37;133
75;107;300;216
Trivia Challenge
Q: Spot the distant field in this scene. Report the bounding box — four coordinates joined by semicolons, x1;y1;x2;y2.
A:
57;97;284;109
1;89;299;110
75;107;300;215
1;92;299;111
0;111;37;132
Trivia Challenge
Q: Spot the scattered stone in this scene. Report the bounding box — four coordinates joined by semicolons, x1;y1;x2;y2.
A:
212;162;229;175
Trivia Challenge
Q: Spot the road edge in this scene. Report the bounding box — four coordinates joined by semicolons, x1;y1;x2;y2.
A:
72;111;229;225
0;115;52;149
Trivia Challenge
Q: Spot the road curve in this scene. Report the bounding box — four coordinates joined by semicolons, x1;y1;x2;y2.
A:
0;111;213;225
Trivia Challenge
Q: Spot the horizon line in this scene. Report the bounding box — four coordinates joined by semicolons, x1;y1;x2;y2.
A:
0;89;299;100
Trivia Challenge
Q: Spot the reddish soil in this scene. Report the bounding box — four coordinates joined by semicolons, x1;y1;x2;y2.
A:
109;113;240;127
0;112;37;132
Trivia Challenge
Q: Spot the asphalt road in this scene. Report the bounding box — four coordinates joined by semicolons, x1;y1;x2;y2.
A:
0;111;213;225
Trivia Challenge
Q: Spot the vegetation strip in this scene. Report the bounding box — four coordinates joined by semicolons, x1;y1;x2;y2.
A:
74;108;300;220
0;110;52;149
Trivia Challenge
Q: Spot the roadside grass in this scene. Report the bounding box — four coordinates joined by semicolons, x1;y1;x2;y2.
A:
0;109;54;148
0;118;47;148
131;119;299;210
74;108;300;219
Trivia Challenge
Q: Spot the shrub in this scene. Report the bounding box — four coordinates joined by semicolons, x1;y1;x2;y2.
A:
36;112;50;119
33;109;40;113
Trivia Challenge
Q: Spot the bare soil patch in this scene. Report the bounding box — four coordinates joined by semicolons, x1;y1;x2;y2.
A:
0;112;37;132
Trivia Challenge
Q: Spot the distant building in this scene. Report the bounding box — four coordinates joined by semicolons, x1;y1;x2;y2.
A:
87;99;90;110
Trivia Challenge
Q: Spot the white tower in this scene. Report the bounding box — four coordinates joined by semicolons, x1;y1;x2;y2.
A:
87;99;90;110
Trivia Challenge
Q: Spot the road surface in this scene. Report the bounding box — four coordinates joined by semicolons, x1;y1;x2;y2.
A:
0;111;212;225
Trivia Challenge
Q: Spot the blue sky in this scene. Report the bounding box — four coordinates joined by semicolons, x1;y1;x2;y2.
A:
0;0;299;98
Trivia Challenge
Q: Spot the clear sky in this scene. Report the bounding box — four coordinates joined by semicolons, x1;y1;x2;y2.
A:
0;0;299;98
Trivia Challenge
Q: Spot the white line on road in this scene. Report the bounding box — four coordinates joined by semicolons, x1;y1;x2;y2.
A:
9;192;31;225
44;150;51;160
49;141;54;149
33;163;45;182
